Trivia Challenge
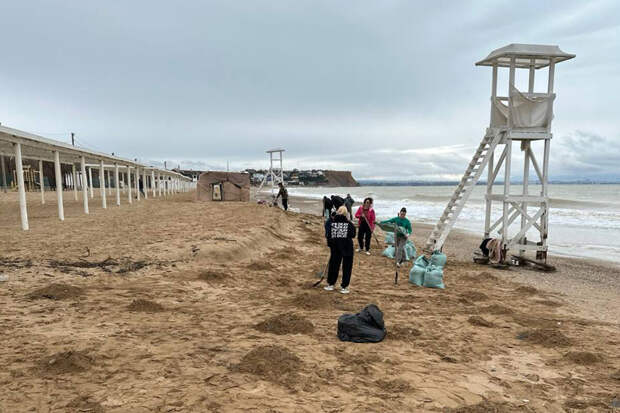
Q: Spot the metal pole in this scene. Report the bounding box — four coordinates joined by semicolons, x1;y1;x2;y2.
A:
14;143;29;230
143;170;148;199
127;167;132;203
39;159;45;204
151;170;156;197
135;167;140;201
72;164;78;200
115;163;120;206
88;167;94;199
100;159;107;209
81;156;89;214
54;151;64;221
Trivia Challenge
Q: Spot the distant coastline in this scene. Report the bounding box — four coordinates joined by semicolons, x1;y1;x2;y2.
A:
357;179;620;186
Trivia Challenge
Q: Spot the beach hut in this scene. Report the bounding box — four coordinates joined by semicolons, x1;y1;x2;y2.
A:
196;171;250;202
424;44;575;263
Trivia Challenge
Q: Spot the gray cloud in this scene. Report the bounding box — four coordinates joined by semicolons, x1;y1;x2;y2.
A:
0;0;618;180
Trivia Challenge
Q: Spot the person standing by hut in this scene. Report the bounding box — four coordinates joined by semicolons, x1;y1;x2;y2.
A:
275;182;288;211
324;206;356;294
354;197;376;255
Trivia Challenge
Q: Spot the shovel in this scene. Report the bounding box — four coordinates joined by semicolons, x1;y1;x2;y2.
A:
313;258;329;287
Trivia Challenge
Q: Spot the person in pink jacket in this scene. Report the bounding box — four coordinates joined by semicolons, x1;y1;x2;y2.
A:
354;197;376;255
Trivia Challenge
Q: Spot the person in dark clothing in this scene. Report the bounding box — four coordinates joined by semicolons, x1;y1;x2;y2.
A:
324;206;356;294
275;182;288;211
344;194;355;219
330;195;344;210
138;178;145;196
322;196;333;219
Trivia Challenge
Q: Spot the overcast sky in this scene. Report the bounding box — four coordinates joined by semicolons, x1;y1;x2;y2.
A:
1;1;619;181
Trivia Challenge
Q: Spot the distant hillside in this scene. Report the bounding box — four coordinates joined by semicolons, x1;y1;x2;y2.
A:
323;170;359;187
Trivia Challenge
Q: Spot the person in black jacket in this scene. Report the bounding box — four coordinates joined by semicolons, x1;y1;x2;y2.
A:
343;194;354;219
324;205;356;294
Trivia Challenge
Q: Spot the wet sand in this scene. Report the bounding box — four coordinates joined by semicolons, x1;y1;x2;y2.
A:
0;191;619;412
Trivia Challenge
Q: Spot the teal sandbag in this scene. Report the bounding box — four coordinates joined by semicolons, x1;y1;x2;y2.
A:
409;266;425;286
423;265;445;289
405;240;417;261
377;222;408;237
382;246;395;259
430;251;447;268
409;255;429;286
384;232;394;245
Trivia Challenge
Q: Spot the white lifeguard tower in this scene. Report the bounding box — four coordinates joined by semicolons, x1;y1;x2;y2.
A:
424;44;575;263
257;148;285;196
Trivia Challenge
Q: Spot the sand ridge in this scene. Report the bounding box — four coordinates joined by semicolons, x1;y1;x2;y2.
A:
0;191;619;411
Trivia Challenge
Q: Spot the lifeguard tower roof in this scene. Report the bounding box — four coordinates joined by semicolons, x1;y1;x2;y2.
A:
266;148;285;153
476;43;575;69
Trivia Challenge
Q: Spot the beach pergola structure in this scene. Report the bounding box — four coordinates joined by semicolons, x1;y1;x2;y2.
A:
0;124;195;231
256;148;285;197
424;44;575;263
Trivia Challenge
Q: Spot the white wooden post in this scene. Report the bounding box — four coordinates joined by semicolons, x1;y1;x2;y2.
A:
158;172;162;196
87;167;93;199
39;159;45;204
14;143;29;230
127;167;133;203
151;170;156;197
528;58;535;93
106;170;111;196
81;156;89;214
100;159;107;209
520;141;530;254
142;169;148;199
53;151;64;221
72;164;78;200
135;167;140;201
0;155;7;193
115;163;120;206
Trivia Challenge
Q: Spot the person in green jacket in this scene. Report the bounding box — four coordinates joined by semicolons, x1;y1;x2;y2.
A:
380;207;412;267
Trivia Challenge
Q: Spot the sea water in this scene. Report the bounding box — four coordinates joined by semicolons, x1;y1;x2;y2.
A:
286;184;620;263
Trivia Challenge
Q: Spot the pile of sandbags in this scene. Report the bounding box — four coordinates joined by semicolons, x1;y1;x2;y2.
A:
409;251;447;289
381;241;416;261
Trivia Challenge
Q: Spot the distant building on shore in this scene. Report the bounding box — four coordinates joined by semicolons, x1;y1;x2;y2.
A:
244;168;358;187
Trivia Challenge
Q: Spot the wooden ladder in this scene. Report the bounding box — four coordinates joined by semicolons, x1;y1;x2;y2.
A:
424;129;504;253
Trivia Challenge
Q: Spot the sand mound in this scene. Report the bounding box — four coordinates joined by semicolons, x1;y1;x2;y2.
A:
459;291;489;302
254;314;314;335
446;400;535;413
535;299;562;307
612;370;620;380
232;345;302;386
197;270;228;282
246;261;274;271
28;283;83;300
66;396;104;413
563;399;609;410
517;329;572;347
563;351;602;365
468;315;494;327
374;378;412;393
37;351;93;375
269;246;300;260
389;325;422;342
479;304;514;315
515;285;538;295
127;299;164;312
289;292;334;310
461;271;498;283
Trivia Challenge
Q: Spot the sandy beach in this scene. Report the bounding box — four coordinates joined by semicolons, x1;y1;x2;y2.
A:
1;191;619;412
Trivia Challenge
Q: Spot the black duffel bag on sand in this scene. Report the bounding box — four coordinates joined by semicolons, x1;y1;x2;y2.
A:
337;304;386;343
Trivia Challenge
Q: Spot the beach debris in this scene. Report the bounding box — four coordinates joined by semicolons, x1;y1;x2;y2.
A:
0;273;8;282
468;315;494;327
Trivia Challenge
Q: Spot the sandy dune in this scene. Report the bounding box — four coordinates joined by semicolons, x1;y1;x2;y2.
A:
0;192;618;412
